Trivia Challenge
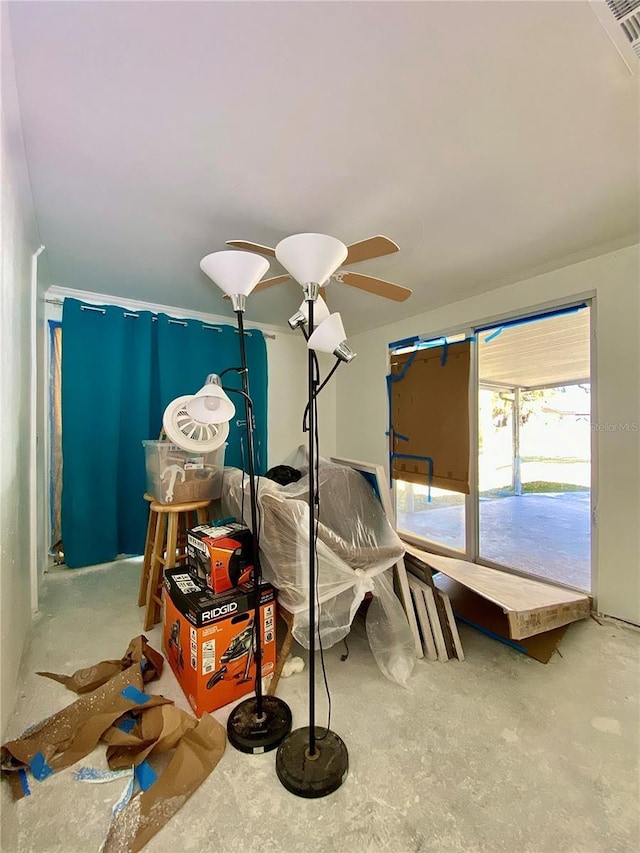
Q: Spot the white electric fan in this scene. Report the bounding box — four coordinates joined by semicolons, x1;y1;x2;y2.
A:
162;395;231;453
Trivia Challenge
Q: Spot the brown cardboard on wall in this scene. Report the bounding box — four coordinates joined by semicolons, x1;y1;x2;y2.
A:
390;340;470;494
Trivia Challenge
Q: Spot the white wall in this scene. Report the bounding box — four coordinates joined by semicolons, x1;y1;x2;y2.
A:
266;332;336;465
0;19;38;737
336;245;640;625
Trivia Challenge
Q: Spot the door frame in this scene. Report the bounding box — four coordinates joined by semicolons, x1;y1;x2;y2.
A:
393;295;596;601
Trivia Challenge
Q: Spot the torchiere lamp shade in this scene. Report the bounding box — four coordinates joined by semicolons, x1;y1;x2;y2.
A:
185;377;236;424
275;234;347;286
200;250;270;297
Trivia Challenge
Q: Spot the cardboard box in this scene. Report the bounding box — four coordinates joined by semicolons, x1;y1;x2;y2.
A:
187;521;254;593
432;573;569;664
163;569;276;717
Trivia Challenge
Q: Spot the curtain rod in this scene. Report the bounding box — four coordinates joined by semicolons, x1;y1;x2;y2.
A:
45;297;276;339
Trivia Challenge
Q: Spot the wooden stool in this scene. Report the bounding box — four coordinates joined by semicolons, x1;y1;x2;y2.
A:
267;606;295;697
138;495;212;630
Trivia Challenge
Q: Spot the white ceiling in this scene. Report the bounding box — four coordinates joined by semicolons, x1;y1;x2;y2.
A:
6;1;639;334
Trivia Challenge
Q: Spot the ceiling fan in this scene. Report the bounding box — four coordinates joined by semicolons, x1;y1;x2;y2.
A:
225;235;412;302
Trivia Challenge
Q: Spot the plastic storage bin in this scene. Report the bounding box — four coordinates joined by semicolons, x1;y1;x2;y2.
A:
142;440;225;504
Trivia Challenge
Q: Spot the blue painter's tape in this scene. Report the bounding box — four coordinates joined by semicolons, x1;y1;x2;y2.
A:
390;452;434;502
388;334;419;350
484;327;503;343
120;685;149;705
117;717;136;734
455;615;526;654
134;760;157;792
18;768;31;796
30;752;53;781
475;302;587;335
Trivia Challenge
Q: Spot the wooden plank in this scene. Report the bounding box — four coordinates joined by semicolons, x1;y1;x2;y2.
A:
436;589;465;662
409;582;438;661
434;574;569;664
403;544;590;640
409;576;448;661
394;557;424;659
405;553;455;658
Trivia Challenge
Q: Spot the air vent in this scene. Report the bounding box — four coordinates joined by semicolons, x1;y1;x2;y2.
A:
606;0;640;58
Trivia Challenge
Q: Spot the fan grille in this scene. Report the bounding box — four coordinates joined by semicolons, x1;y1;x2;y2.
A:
174;406;224;443
606;0;639;20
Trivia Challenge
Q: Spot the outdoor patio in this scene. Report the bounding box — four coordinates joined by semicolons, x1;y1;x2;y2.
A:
397;489;591;591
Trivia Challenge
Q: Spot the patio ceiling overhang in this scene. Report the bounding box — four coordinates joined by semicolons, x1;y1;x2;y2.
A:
478;307;590;389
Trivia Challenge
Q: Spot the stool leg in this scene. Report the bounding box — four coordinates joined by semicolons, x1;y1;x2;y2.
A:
145;511;167;632
138;507;157;607
154;512;179;625
268;611;295;697
165;512;179;570
196;506;209;525
176;512;187;565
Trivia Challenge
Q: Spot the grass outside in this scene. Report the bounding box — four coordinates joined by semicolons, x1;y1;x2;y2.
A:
481;481;587;499
397;465;590;513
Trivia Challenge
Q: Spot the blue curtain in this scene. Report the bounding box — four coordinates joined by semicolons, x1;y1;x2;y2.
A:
61;299;268;568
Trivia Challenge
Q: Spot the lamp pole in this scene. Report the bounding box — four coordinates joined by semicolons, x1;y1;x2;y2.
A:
235;308;264;717
306;296;317;756
275;282;348;797
222;296;292;755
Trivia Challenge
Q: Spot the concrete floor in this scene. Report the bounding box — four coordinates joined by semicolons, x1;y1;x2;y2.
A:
2;557;638;853
399;492;591;590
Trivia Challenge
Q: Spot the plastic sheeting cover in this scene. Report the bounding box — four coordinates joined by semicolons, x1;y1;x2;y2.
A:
222;448;415;685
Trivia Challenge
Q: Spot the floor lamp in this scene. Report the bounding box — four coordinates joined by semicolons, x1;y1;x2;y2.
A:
273;233;355;798
196;249;292;754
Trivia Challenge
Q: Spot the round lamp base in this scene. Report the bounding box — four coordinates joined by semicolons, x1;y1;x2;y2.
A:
226;695;292;755
275;726;348;798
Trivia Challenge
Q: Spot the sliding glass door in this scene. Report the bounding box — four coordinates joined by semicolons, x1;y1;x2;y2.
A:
395;482;466;552
477;306;591;590
393;302;592;593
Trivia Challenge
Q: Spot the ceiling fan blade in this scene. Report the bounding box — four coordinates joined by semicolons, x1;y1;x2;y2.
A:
335;271;412;302
319;282;331;311
222;274;291;299
252;274;291;293
226;240;276;258
344;235;399;265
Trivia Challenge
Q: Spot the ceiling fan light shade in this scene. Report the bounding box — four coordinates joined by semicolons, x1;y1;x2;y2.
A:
200;250;270;297
275;233;347;286
307;312;356;363
185;379;236;424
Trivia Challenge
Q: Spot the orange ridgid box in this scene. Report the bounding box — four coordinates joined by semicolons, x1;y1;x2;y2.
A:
186;521;254;594
163;569;276;717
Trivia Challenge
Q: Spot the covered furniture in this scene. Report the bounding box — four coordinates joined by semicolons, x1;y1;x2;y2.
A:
222;451;416;684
